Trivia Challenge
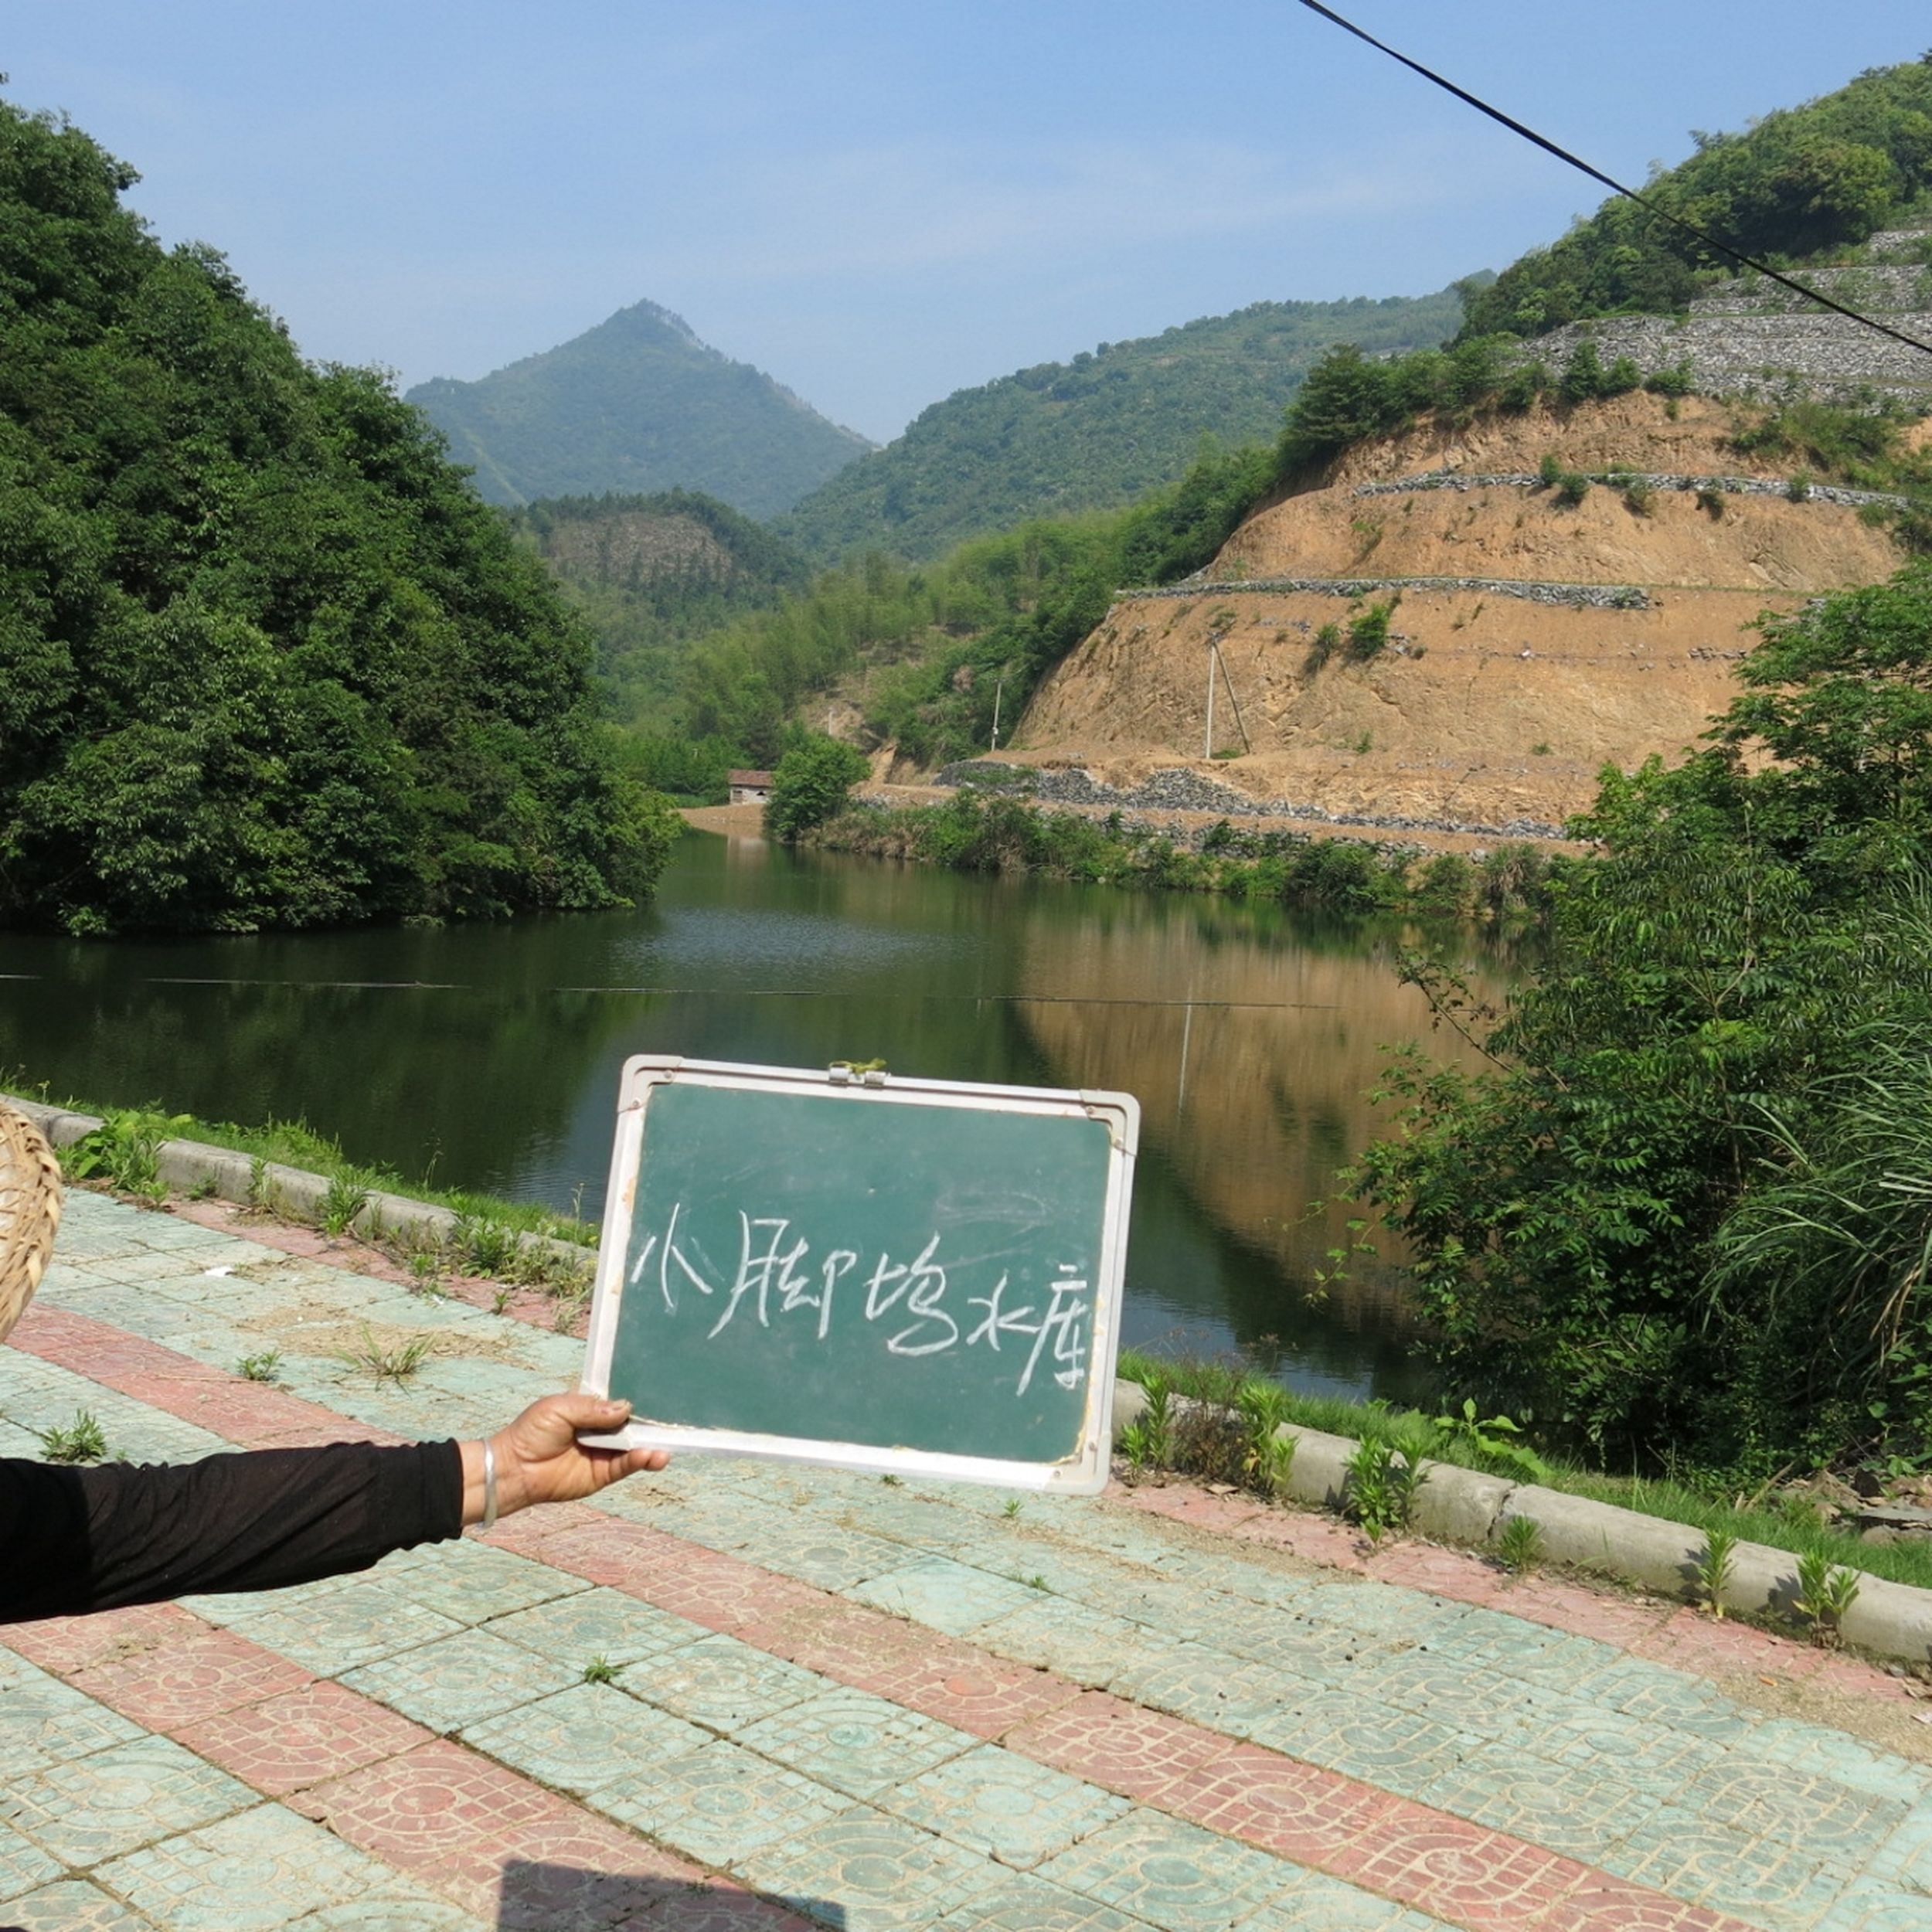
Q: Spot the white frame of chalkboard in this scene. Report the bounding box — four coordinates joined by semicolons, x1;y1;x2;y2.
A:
577;1054;1138;1493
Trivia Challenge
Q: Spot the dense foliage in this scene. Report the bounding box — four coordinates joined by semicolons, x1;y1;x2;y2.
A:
778;284;1476;563
0;97;678;934
765;736;870;842
1352;558;1932;1478
407;299;872;519
1460;55;1932;341
814;789;1552;920
509;489;809;729
634;439;1274;781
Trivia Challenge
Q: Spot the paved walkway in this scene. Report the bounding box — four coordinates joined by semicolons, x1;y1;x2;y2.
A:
5;1192;1932;1930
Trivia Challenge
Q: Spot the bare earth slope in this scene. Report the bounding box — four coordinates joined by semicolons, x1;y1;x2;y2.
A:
1015;394;1906;834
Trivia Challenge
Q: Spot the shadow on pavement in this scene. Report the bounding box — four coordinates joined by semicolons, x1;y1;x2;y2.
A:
498;1858;843;1928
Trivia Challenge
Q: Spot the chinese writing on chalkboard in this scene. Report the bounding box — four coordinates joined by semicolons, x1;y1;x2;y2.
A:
629;1206;1090;1398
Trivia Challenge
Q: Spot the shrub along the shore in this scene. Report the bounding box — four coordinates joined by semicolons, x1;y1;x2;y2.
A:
808;790;1555;920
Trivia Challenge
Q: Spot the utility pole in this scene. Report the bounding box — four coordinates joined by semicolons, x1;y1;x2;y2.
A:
1203;644;1216;760
990;675;1005;752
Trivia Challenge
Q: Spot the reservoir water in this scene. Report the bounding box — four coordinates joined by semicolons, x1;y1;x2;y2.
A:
1;831;1516;1405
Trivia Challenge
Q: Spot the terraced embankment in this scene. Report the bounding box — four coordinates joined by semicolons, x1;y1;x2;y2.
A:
1009;393;1908;836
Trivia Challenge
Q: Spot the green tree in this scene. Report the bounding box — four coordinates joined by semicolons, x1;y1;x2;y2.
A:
1350;558;1932;1475
764;736;870;842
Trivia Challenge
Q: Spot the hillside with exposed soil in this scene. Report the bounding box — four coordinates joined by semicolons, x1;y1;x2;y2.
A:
1008;393;1910;835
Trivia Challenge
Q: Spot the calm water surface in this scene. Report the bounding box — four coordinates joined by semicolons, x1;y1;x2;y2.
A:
2;832;1516;1403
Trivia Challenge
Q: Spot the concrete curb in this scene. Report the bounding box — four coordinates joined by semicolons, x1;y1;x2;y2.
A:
6;1097;593;1282
1110;1377;1932;1668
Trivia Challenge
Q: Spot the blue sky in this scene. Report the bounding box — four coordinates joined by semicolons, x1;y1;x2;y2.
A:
9;3;1930;442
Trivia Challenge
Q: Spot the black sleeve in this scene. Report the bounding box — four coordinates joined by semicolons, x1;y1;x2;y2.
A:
1;1439;466;1623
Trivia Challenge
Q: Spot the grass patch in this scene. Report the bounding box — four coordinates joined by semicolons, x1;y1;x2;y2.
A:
1116;1346;1932;1593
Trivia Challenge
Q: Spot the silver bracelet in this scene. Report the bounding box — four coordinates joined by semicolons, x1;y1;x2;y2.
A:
481;1437;498;1533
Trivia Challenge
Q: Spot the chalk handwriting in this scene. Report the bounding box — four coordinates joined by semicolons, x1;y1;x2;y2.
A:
628;1207;1090;1396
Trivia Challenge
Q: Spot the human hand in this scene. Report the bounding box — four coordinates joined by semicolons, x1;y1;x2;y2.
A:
461;1393;668;1526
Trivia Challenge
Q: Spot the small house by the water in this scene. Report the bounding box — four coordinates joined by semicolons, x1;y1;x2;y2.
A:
729;769;775;806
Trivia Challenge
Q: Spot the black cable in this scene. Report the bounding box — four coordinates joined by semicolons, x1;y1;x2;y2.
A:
1294;0;1932;362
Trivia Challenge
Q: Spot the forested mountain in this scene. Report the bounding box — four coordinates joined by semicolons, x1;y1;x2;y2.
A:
0;95;677;936
776;282;1478;563
509;491;809;726
407;301;873;519
1461;54;1932;340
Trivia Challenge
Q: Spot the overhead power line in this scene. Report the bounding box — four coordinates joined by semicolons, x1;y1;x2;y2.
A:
1293;0;1932;363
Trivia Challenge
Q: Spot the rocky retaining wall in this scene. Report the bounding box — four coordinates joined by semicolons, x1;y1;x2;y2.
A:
923;762;1564;842
1352;468;1907;510
1134;575;1651;611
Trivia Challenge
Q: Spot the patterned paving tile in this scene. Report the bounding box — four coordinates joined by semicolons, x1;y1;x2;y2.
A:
339;1627;579;1733
1413;1749;1662;1864
853;1556;1048;1636
734;1684;976;1800
1325;1811;1583;1929
1247;1693;1471;1798
281;1893;490;1932
481;1835;698;1929
877;1743;1130;1870
847;1645;1081;1738
1161;1742;1400;1867
1610;1805;1849;1928
461;1682;709;1797
594;1738;850;1869
0;1734;253;1866
1;1598;200;1676
1740;1721;1930;1806
722;1521;917;1592
1034;1808;1294;1930
1524;1872;1746;1932
972;1598;1162;1688
0;1662;145;1775
632;1883;824;1930
1107;1643;1315;1737
1243;1862;1458;1930
1002;1692;1227;1806
485;1583;710;1671
94;1801;392;1930
1681;1758;1905;1864
737;1807;998;1932
209;1577;465;1675
928;1868;1158;1930
0;1878;161;1930
69;1626;313;1731
383;1542;586;1625
0;1818;64;1906
171;1680;434;1797
619;1633;828;1733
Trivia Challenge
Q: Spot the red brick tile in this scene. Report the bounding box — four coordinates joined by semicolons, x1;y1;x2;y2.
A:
854;1648;1080;1736
69;1625;311;1729
2;1599;199;1675
1164;1741;1403;1863
1329;1812;1586;1930
1629;1607;1794;1673
745;1600;934;1679
1368;1543;1507;1600
1124;1483;1266;1536
171;1679;433;1794
460;1821;698;1924
1005;1690;1227;1802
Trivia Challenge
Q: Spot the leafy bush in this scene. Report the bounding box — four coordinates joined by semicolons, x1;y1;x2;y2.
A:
765;736;871;842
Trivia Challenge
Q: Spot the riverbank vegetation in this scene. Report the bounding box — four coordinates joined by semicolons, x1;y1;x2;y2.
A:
0;96;678;934
807;789;1555;920
1115;1346;1932;1597
1345;556;1932;1486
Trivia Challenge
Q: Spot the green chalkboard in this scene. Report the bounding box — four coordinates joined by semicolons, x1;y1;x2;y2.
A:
580;1057;1138;1492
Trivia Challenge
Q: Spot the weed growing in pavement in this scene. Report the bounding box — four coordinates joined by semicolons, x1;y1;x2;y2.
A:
39;1409;109;1464
236;1349;284;1384
491;1286;515;1315
1497;1515;1545;1573
581;1655;619;1685
1346;1431;1429;1543
880;1474;903;1487
318;1175;369;1238
66;1110;179;1204
1696;1527;1739;1617
1237;1382;1298;1497
1794;1549;1861;1644
339;1325;434;1384
1119;1373;1175;1475
1002;1498;1023;1519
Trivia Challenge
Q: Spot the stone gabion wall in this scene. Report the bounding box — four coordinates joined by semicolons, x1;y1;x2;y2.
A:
923;762;1564;842
1351;469;1908;511
1135;574;1651;611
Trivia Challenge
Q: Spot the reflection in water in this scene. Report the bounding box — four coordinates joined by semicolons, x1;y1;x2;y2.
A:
0;834;1514;1402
